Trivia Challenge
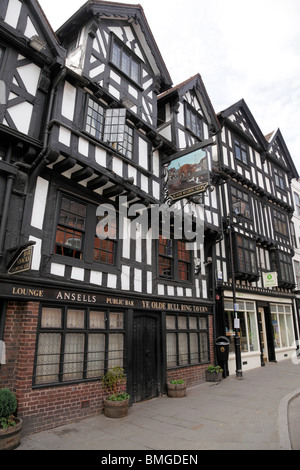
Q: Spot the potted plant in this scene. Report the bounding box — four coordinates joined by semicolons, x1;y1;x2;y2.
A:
0;388;22;450
101;366;130;418
167;379;187;398
205;365;223;382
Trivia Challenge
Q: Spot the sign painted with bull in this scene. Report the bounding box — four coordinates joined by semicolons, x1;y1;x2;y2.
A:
167;147;210;202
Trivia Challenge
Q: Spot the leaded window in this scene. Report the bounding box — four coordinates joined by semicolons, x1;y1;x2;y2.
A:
235;235;258;276
166;314;209;367
111;40;140;83
158;236;192;281
185;105;202;139
273;208;288;237
34;307;125;385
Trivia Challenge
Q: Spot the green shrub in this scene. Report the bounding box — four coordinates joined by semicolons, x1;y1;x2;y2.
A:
0;388;17;428
169;379;185;384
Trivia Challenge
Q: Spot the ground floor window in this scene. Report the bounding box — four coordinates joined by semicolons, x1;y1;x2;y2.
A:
225;300;259;354
270;304;294;349
166;314;209;367
34;306;125;386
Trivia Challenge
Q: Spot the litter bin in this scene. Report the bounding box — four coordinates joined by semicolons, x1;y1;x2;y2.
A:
215;336;230;377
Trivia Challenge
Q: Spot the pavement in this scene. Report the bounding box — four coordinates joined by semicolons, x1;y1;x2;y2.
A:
15;358;300;452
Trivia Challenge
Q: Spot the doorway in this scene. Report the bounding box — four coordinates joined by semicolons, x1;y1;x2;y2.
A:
131;313;162;403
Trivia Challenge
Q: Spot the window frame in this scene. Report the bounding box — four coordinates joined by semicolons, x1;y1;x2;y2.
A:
274;166;286;191
110;36;141;85
33;306;126;387
54;193;117;267
158;235;192;282
273;208;288;237
233;137;249;165
276;251;295;285
234;234;258;278
231;186;252;220
185;103;203;139
166;314;210;368
84;96;134;160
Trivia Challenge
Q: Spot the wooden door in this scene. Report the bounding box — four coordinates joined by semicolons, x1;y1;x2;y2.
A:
132;313;161;403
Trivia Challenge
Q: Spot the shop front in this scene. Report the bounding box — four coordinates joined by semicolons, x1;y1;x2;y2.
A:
223;291;297;375
0;280;214;435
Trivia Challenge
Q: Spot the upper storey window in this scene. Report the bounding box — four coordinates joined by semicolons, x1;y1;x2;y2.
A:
85;98;133;159
185;104;202;139
111;40;140;84
274;166;285;190
234;138;248;165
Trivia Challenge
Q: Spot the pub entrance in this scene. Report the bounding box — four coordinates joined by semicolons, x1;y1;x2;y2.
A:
131;312;162;403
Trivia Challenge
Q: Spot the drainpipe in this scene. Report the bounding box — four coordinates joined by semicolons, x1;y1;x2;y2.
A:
27;68;67;190
0;146;16;261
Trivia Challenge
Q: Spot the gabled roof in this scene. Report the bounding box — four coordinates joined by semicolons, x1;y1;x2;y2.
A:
265;128;299;180
218;99;268;152
56;0;172;90
158;73;221;134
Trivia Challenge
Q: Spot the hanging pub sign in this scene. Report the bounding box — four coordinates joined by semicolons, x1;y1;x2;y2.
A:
7;242;35;275
166;140;213;203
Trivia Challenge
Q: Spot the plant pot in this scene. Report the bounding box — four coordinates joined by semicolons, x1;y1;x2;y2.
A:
167;382;186;398
103;398;129;418
205;371;222;382
0;418;22;450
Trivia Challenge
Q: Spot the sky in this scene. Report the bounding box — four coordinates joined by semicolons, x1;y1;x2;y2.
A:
38;0;300;176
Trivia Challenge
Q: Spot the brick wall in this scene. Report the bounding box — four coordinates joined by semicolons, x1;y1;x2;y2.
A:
0;303;216;436
0;301;108;436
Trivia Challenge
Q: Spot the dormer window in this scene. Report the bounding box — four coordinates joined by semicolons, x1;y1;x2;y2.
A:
111;40;140;84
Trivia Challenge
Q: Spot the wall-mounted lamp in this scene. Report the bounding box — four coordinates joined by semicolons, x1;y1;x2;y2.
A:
29;35;46;52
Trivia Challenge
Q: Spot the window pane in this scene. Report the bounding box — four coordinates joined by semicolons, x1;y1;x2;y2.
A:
247;312;258;351
35;333;61;384
178;316;187;329
279;314;287;347
190;333;199;364
189;317;197;329
63;333;84;381
67;310;85;329
87;334;105;378
108;333;124;369
178;332;188;365
41;308;62;328
286;314;294;347
167;333;177;367
89;311;106;329
200;332;209;362
272;314;281;348
166;315;176;330
109;312;124;329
